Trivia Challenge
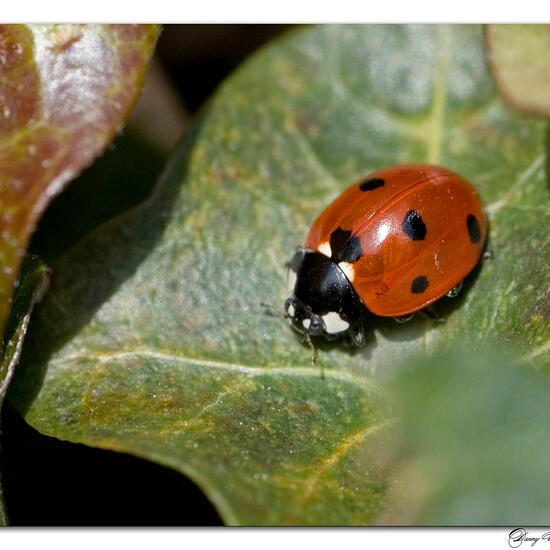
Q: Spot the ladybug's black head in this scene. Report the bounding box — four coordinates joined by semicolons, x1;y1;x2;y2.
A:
284;248;366;346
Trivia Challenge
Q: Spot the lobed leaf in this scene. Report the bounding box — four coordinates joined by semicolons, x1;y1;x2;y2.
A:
9;25;550;524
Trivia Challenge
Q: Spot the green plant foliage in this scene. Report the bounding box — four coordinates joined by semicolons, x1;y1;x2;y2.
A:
486;25;550;119
0;256;49;525
9;25;550;524
384;350;550;525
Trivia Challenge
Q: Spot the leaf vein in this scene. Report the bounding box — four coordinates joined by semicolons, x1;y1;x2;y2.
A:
521;338;550;363
301;420;391;501
426;27;448;165
289;123;339;188
51;349;381;393
486;154;544;216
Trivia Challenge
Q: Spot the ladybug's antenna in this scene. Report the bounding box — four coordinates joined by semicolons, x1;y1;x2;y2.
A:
260;301;288;320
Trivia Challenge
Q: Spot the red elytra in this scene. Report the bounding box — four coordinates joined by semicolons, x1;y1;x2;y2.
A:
305;163;487;317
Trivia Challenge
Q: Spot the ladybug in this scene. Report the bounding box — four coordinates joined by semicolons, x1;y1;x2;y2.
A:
284;164;487;347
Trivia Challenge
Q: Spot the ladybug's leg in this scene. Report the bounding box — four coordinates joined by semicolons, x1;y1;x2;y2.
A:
393;313;415;323
304;332;323;377
287;247;307;269
284;246;308;269
483;249;494;260
419;307;446;324
348;323;366;347
446;281;463;298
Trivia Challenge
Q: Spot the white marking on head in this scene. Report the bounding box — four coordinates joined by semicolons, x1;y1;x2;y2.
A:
318;241;332;257
338;261;355;282
287;304;295;318
302;318;311;330
287;270;297;292
322;311;350;334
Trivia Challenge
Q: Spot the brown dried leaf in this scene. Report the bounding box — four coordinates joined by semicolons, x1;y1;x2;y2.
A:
0;24;159;337
485;24;550;118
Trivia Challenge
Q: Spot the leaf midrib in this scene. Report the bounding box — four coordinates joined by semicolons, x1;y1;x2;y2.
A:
50;347;383;394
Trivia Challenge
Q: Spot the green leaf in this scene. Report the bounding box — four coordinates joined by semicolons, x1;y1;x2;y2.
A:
0;24;159;337
486;25;550;119
9;25;550;524
0;256;48;525
382;349;550;524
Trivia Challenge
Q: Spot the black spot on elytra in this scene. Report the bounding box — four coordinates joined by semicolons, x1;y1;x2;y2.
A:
467;214;481;244
411;276;429;294
330;227;363;263
359;177;385;192
402;210;427;240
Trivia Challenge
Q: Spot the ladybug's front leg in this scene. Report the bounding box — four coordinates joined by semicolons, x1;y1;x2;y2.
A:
340;316;366;348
